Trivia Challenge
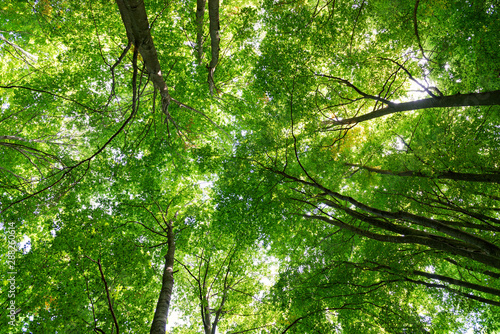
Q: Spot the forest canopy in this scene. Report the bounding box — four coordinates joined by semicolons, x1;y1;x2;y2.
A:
1;0;500;333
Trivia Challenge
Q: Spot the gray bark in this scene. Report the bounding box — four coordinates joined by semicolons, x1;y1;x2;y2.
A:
150;223;176;334
273;169;500;269
412;270;500;297
346;163;500;184
196;0;207;64
331;90;500;124
207;0;220;95
115;0;171;113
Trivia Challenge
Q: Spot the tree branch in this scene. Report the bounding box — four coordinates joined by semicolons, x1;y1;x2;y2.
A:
328;90;500;125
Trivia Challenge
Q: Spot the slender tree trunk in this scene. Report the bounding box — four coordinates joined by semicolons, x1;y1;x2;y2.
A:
445;258;500;279
329;90;500;124
346;163;500;183
196;0;207;64
412;270;500;297
207;0;220;96
280;165;500;258
306;212;500;270
271;168;500;269
331;192;500;256
150;223;176;334
203;300;212;334
405;278;500;306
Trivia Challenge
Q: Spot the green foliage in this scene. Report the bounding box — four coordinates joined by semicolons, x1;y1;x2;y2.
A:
1;0;500;333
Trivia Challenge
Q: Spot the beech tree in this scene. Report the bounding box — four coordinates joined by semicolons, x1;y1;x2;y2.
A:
215;0;500;331
1;0;500;333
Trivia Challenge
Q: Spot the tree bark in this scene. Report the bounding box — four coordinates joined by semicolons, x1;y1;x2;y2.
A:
329;193;500;257
115;0;171;112
346;260;500;306
207;0;220;96
329;90;500;124
272;168;500;269
405;278;500;306
412;270;500;297
306;213;500;270
346;163;500;184
278;167;500;258
150;223;176;334
203;301;212;334
201;291;212;334
196;0;207;64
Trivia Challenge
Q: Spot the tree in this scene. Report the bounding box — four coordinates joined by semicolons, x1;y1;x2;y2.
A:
2;0;500;333
215;0;500;331
172;239;273;334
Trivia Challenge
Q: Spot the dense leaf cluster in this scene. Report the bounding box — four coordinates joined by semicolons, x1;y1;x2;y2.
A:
1;0;500;333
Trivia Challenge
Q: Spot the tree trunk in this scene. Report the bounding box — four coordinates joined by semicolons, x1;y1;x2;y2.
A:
412;270;500;297
405;278;500;306
346;163;500;183
203;300;212;334
272;168;500;269
196;0;207;64
150;223;176;334
115;0;171;112
280;167;500;257
207;0;220;95
329;192;500;257
330;90;500;124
